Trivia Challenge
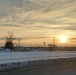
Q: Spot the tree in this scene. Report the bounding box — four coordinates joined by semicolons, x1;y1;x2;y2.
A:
4;32;14;52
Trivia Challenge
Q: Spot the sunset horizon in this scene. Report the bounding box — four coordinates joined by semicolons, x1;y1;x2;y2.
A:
0;0;76;47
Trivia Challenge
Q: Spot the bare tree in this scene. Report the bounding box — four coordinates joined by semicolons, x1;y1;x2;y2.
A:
4;31;14;52
5;31;14;42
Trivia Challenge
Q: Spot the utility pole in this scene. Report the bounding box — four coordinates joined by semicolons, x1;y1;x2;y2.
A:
53;37;55;49
19;38;20;47
19;38;20;51
43;42;45;47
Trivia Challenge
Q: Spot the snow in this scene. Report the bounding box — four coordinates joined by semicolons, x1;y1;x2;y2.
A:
0;50;76;71
2;49;11;53
0;51;76;64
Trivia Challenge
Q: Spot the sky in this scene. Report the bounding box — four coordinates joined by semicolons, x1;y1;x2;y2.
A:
0;0;76;47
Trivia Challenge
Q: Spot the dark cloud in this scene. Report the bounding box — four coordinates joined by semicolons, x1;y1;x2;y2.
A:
69;37;76;42
0;0;22;7
0;0;76;12
22;0;76;12
0;24;22;27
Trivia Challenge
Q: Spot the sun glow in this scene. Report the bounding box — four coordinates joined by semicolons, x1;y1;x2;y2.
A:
60;36;67;43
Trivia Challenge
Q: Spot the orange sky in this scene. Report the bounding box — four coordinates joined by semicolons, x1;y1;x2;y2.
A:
0;0;76;47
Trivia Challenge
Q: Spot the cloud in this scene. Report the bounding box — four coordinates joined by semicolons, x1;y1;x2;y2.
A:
0;0;76;32
0;24;22;27
22;0;76;12
0;0;22;7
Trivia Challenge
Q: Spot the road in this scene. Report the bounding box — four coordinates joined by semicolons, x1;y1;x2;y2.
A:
0;64;76;75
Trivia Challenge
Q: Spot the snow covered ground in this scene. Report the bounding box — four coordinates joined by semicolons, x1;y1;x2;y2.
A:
0;51;76;64
0;50;76;71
